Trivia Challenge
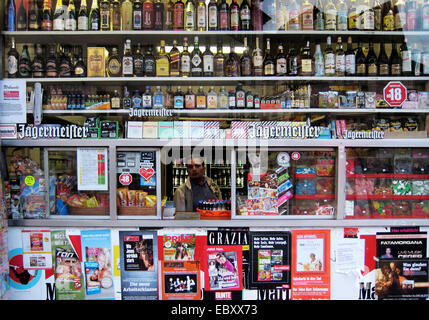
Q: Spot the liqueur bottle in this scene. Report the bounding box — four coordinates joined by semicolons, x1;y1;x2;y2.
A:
142;86;152;108
207;86;218;108
121;0;133;30
185;86;196;108
180;37;191;77
164;0;174;30
203;43;214;77
107;46;122;77
142;0;154;30
74;47;87;77
345;36;356;76
154;0;164;30
300;40;313;76
301;0;314;30
8;38;20;78
174;0;184;30
100;0;111;30
241;37;253;76
288;43;298;76
169;40;181;76
335;37;345;76
196;86;207;108
252;37;264;76
123;88;132;109
111;0;121;30
133;0;143;29
263;38;275;76
348;0;359;30
235;84;245;109
324;36;335;76
174;86;185;108
226;43;240;77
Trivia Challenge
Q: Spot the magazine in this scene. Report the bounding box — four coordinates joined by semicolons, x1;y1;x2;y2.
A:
162;233;196;261
159;261;201;300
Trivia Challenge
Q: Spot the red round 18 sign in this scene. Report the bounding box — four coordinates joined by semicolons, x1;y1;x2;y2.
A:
383;81;407;107
119;172;132;186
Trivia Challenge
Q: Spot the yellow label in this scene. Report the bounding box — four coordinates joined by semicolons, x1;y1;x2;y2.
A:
25;176;35;186
156;57;170;76
87;47;106;77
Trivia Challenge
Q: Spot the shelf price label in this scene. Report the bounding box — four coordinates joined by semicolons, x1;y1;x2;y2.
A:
119;172;133;186
383;81;407;107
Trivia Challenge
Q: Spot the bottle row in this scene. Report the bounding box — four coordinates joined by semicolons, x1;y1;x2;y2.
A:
7;36;429;79
5;0;429;32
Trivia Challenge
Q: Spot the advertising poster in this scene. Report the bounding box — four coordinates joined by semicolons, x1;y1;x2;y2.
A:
77;148;108;191
162;233;196;261
375;258;429;300
158;261;201;300
21;230;52;270
376;231;427;259
0;79;27;124
119;230;158;300
81;229;115;300
249;231;291;289
51;230;84;300
291;229;331;300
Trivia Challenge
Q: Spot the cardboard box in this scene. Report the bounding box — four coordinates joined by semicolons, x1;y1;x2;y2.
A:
142;121;158;139
126;121;143;139
87;47;107;77
158;121;174;139
100;120;119;138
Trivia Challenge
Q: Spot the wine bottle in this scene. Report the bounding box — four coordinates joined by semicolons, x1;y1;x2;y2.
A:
366;42;378;76
230;0;240;31
208;0;218;30
58;45;73;77
251;0;262;30
240;0;251;30
29;0;41;30
17;0;27;31
196;0;206;30
78;0;89;30
89;0;100;30
184;0;195;31
390;41;402;76
53;0;65;30
378;42;390;76
7;38;20;78
355;41;367;76
65;0;77;31
218;0;229;30
6;0;16;31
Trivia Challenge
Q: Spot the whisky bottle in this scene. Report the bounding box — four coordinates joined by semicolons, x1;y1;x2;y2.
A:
156;40;170;76
366;42;378;76
184;0;195;30
335;37;345;76
18;45;31;78
252;37;264;76
17;0;27;30
288;44;299;75
390;41;401;76
345;36;356;76
218;86;228;108
203;43;214;76
230;0;240;31
181;37;191;77
111;0;121;30
164;0;174;30
218;0;229;30
263;38;275;76
29;0;41;30
154;0;164;30
324;36;335;76
142;0;154;30
355;41;366;76
174;86;185;108
235;83;245;108
196;0;206;30
121;0;133;30
336;0;347;30
196;86;207;108
226;43;240;77
144;44;157;76
185;86;196;108
324;0;337;30
153;86;164;108
45;44;58;77
174;0;184;30
378;42;390;76
191;36;203;77
107;46;122;76
165;85;174;108
142;86;153;108
207;86;218;108
241;37;252;76
214;42;226;77
133;0;143;29
276;43;287;76
6;0;16;31
300;40;313;76
133;43;144;77
301;0;314;30
169;40;181;76
31;43;45;78
65;0;77;31
89;0;100;30
53;0;65;30
122;39;134;77
240;0;251;30
208;0;218;30
100;0;111;30
78;0;89;30
401;39;413;75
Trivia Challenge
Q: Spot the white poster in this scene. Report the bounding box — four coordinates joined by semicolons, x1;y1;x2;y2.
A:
77;148;108;191
21;230;53;270
0;79;27;124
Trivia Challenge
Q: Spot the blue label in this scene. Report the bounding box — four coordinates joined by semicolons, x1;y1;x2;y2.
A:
174;96;184;108
154;94;164;107
132;97;142;108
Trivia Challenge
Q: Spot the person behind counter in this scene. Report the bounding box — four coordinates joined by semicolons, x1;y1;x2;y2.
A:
173;157;222;212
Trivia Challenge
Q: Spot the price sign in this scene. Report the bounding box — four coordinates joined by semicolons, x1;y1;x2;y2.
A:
383;81;407;107
119;172;132;186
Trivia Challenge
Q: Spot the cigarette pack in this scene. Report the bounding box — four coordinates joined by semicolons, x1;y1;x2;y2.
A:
142;121;158;139
87;47;107;77
190;121;205;139
126;121;143;139
100;120;119;138
158;121;174;139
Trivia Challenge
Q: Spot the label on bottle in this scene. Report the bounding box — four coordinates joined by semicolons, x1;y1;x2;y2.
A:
335;55;345;73
157;58;169;76
78;16;89;30
134;58;144;75
170;52;180;75
374;8;382;30
236;91;245;108
402;50;412;72
74;66;85;76
379;64;389;75
123;57;134;75
111;97;121;109
112;10;121;29
145;59;156;75
246;94;254;108
422;53;429;74
46;60;58;77
253;55;263;69
174;5;184;29
276;58;287;75
395;12;406;30
203;55;213;73
108;58;121;76
367;63;377;75
288;9;300;29
325;10;336;30
65;18;77;31
288;57;298;75
196;95;206;108
423;7;429;30
390;63;400;75
407;10;416;30
345;54;356;74
134;11;142;28
132;96;142;108
413;51;421;76
174;95;184;108
219;93;228;108
228;95;236;108
8;56;18;75
301;5;314;30
53;18;65;30
142;94;152;108
314;57;324;76
219;11;228;29
101;10;110;29
301;59;313;74
208;6;217;28
197;6;206;28
240;8;250;21
181;56;191;73
356;63;366;75
383;15;394;30
123;97;132;109
231;8;239;28
348;11;358;29
337;11;347;30
143;4;154;29
185;94;195;108
185;10;194;29
191;55;202;71
324;53;335;74
207;94;217;108
363;11;374;30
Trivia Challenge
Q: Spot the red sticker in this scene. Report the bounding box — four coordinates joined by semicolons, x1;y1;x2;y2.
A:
139;167;155;180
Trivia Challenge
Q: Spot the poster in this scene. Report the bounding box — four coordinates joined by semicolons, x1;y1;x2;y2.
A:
119;230;158;300
249;231;291;289
77;148;108;191
158;261;201;300
81;229;114;300
376;231;427;259
162;233;196;261
21;230;52;270
51;230;84;300
291;229;331;300
0;79;26;124
375;259;429;300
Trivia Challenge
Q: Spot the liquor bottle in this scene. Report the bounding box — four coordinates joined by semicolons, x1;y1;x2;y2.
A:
78;0;89;30
366;42;378;76
390;41;402;75
246;90;254;108
133;43;144;77
218;0;229;30
6;0;16;31
45;44;58;77
336;0;347;30
144;44;156;76
422;0;429;30
226;43;241;76
228;89;236;108
107;46;122;76
122;39;134;77
132;90;142;108
203;43;214;76
123;88;132;108
169;40;180;76
174;0;184;30
184;0;195;30
412;43;422;76
300;40;313;76
345;36;356;76
196;86;207;108
383;0;394;30
142;0;154;30
133;0;143;30
218;86;228;108
29;0;41;30
288;0;301;30
7;38;19;78
153;86;164;108
207;86;218;108
89;0;100;30
53;0;65;30
252;37;264;76
174;86;184;108
42;0;52;30
324;36;335;76
142;86;152;108
154;0;164;30
240;0;251;30
17;0;27;30
230;0;240;31
111;0;121;30
196;0;206;30
355;41;366;76
378;42;390;76
165;85;173;108
74;47;87;77
236;84;245;108
208;0;218;30
314;0;324;30
191;36;203;76
314;41;325;76
214;42;226;76
324;0;337;30
121;0;133;30
335;37;345;76
263;38;275;76
251;0;262;30
31;43;44;78
407;0;417;30
301;0;314;30
401;38;413;75
288;43;298;76
374;0;382;30
58;46;73;77
394;0;405;30
241;37;253;76
362;0;374;30
180;37;191;77
164;0;174;30
65;0;77;31
156;40;170;76
100;0;111;30
109;90;120;108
